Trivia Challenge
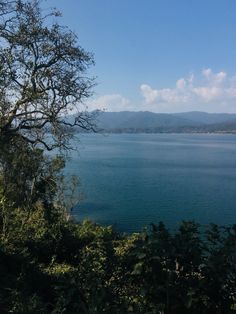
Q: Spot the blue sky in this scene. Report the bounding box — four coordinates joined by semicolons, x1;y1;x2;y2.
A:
44;0;236;113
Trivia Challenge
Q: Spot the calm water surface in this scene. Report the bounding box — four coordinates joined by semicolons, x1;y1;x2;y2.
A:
65;134;236;232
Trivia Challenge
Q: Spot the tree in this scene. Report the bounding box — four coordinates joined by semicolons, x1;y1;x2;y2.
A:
0;0;97;207
0;0;96;151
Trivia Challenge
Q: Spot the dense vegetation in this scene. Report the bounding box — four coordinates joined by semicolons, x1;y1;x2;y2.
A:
0;1;235;313
0;203;236;313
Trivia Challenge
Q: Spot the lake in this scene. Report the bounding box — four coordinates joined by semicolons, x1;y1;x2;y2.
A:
65;133;236;232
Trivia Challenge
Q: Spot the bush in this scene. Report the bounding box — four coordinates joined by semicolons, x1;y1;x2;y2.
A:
0;199;235;313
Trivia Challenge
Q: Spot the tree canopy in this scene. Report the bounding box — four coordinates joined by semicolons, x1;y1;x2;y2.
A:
0;0;96;207
0;0;96;151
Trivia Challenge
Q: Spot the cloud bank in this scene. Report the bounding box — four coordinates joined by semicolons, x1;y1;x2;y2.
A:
87;94;131;112
140;69;236;112
87;69;236;113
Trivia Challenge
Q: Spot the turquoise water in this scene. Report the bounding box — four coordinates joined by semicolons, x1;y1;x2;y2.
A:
65;134;236;232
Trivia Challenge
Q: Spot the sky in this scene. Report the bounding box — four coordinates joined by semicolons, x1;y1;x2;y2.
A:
43;0;236;113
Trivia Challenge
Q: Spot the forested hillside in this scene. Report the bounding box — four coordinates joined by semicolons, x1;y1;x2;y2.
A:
94;111;236;133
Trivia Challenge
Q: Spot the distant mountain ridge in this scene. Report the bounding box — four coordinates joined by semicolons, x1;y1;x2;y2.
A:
95;111;236;133
173;111;236;124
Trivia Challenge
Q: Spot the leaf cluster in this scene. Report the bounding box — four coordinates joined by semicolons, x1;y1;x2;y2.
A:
0;197;236;314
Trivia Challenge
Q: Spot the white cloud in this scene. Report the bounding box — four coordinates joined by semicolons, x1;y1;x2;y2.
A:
192;86;222;101
140;69;236;112
202;68;227;85
87;94;131;112
140;84;158;104
140;82;190;105
85;69;236;114
176;78;186;90
202;68;212;78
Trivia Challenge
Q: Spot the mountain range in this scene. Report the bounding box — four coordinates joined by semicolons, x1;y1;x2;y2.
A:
94;111;236;133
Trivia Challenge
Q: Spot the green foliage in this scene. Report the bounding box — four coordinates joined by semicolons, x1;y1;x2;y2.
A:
0;134;66;208
0;197;235;313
